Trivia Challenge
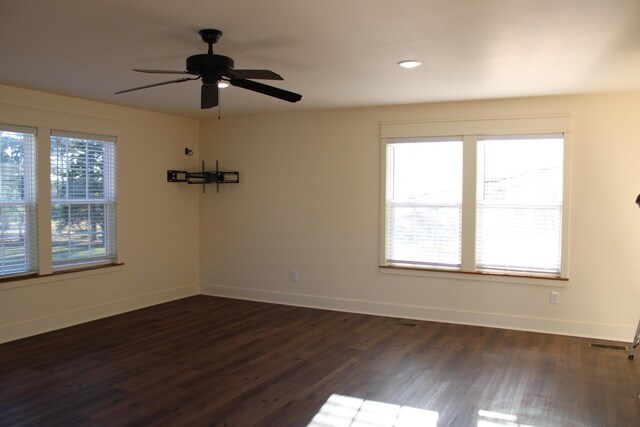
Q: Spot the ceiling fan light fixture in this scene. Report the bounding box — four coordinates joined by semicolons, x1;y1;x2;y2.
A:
217;81;230;88
398;60;422;69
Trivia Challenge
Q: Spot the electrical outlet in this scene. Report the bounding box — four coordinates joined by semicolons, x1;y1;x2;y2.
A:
550;291;560;305
291;270;299;282
141;270;149;280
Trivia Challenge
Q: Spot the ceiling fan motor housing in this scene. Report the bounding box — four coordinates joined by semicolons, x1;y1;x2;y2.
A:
186;54;234;78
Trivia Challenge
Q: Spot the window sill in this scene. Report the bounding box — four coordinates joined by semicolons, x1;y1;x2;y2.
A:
0;263;125;290
379;265;568;287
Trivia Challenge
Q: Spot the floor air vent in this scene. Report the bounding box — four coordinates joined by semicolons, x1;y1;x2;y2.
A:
387;320;418;328
589;343;628;351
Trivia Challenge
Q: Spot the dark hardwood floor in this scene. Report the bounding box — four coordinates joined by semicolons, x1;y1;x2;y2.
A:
1;295;638;426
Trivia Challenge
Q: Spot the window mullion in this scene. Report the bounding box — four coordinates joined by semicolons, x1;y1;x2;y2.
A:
560;132;571;278
460;135;477;272
37;128;52;275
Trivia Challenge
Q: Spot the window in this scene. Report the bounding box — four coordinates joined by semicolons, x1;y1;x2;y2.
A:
381;117;570;279
476;135;563;275
0;125;37;277
51;131;116;268
385;138;463;268
0;123;118;281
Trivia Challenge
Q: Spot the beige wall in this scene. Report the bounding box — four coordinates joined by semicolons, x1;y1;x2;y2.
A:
199;93;640;341
3;85;639;344
0;84;200;343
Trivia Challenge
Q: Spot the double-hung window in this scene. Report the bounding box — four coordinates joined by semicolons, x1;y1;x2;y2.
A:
50;131;117;269
0;125;37;277
476;135;564;275
385;138;463;268
382;117;569;279
0;125;118;280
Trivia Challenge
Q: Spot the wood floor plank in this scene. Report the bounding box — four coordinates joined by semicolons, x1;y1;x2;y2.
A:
1;295;639;426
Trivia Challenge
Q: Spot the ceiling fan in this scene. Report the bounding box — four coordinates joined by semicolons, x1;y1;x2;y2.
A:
116;29;302;109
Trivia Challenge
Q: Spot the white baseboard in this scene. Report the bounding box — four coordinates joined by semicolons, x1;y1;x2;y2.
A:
5;282;632;345
0;284;198;344
200;283;634;343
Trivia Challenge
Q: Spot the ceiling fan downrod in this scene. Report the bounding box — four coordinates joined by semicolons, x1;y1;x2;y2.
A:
199;29;222;55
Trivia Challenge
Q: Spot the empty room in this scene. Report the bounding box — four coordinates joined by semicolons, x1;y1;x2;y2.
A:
1;1;639;426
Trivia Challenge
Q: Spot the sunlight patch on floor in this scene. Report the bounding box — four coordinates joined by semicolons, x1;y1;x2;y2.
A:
307;394;439;427
477;409;537;427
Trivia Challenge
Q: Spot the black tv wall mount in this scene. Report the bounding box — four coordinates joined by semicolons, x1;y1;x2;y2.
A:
167;160;239;193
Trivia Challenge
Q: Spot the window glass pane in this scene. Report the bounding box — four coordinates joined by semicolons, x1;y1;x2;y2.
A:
51;137;109;201
51;133;116;267
0;127;37;276
385;139;463;267
476;136;563;274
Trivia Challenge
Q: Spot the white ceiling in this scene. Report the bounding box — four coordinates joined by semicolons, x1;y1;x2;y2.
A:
2;0;640;118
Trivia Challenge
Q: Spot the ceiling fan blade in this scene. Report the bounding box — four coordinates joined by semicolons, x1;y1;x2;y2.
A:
115;77;197;94
201;84;219;109
229;79;302;103
227;69;283;80
133;69;191;75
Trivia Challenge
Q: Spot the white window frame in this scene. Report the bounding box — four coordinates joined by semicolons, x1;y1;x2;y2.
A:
475;134;565;275
385;136;464;269
379;115;571;282
50;130;117;270
0;124;38;278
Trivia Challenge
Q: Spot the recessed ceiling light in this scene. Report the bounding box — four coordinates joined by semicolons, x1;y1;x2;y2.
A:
397;60;422;69
218;81;230;88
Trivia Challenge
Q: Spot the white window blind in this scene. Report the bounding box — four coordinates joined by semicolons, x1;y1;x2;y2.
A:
385;138;463;268
0;124;37;277
51;130;116;268
476;135;564;274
